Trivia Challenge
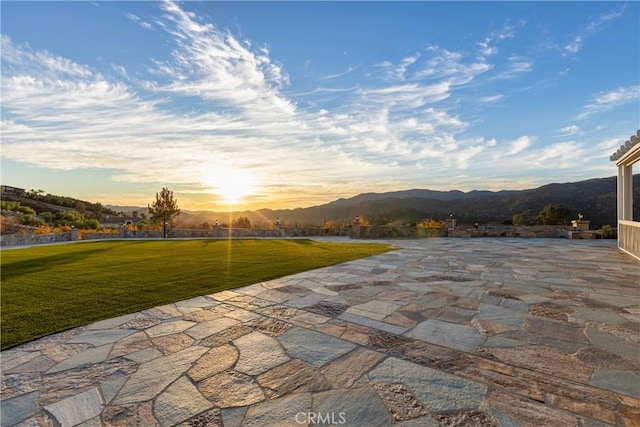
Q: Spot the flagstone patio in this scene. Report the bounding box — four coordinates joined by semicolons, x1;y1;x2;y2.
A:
2;238;639;426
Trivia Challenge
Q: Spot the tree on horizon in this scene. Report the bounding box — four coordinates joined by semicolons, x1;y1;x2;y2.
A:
536;204;572;225
148;187;180;238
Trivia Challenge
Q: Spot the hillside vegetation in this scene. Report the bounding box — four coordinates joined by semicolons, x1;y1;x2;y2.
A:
3;175;637;231
176;175;639;229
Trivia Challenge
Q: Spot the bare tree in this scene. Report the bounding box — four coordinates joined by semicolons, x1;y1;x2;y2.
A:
148;187;180;238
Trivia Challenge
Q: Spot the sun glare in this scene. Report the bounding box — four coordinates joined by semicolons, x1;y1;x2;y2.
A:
210;168;256;205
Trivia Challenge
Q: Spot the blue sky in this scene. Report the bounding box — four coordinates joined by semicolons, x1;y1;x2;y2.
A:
2;1;638;211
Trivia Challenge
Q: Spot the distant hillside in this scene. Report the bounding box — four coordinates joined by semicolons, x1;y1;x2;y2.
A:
1;189;119;219
10;175;637;229
171;175;639;229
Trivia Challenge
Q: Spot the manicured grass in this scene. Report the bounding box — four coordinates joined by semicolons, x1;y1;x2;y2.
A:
1;239;392;349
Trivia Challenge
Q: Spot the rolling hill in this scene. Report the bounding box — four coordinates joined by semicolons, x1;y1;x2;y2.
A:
171;175;639;229
5;175;637;229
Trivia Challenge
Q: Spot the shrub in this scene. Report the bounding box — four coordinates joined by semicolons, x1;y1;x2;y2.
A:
39;212;55;223
1;201;21;212
17;206;36;215
417;219;447;228
84;219;100;230
21;215;44;227
536;204;572;225
599;225;617;239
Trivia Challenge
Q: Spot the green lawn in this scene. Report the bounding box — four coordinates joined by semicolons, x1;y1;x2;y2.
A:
1;239;392;349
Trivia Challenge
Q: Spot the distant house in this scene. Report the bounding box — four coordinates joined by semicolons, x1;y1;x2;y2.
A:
1;185;26;196
99;215;140;228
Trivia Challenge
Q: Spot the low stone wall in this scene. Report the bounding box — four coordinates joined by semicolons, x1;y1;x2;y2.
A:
354;226;448;239
567;230;602;239
2;224;607;246
121;229;164;239
170;227;350;238
87;227;350;239
0;230;78;246
82;232;121;240
351;224;582;239
448;225;585;238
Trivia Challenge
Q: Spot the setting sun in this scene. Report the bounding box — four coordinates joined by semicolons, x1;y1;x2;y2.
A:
212;168;256;204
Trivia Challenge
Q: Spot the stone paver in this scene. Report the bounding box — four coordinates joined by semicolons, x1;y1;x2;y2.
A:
1;238;639;426
368;357;487;413
114;346;208;405
233;332;290;375
44;388;103;427
152;377;212;426
405;318;486;352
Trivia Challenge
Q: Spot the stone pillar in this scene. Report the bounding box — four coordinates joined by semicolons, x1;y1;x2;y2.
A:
70;228;80;241
571;220;590;231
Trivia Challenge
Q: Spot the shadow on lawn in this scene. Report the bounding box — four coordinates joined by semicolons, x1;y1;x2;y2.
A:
1;247;112;280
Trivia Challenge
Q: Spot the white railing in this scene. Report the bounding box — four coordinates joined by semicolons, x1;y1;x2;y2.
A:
618;220;640;261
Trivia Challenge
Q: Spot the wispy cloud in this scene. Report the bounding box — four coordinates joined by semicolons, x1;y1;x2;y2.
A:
3;23;474;199
320;66;358;80
506;135;534;155
413;46;493;85
558;125;583;136
378;53;421;81
126;13;153;30
149;0;294;118
478;94;504;103
1;35;92;78
477;19;526;57
529;141;585;169
564;7;624;55
576;85;640;119
487;56;532;81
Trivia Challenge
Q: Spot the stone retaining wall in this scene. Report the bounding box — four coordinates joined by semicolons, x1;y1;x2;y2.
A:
353;226;448;239
116;227;351;239
449;225;567;238
1;224;608;246
0;229;78;246
81;232;121;240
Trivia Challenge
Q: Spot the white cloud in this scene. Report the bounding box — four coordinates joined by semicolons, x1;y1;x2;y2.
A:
148;0;294;118
506;135;534;155
564;8;624;55
576;85;640;119
530;142;585;168
398;54;420;76
558;125;582;136
476;20;526;58
479;94;504;103
413;46;493;85
359;82;452;109
2;28;474;201
320;66;357;80
126;13;153;30
487;56;532;81
1;35;92;78
457;145;485;169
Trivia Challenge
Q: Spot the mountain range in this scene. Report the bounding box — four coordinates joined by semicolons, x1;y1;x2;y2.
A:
119;174;639;229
